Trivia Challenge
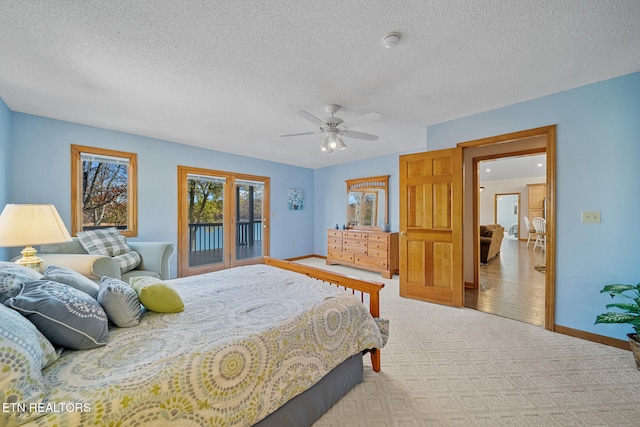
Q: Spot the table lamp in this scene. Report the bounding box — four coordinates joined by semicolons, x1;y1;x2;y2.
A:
0;204;73;271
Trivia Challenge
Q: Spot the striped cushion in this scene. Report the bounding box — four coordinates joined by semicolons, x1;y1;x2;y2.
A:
77;227;140;273
113;251;141;274
77;227;130;256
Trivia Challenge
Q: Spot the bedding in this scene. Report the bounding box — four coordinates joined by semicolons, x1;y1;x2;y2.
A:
7;263;387;427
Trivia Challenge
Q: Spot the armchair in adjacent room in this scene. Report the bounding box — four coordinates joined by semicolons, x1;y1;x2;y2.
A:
479;224;504;264
38;238;175;283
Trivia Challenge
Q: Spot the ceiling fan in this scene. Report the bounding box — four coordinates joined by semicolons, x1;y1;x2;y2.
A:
280;104;381;153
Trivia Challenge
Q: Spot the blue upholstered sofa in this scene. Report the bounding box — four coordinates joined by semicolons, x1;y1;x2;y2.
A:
38;238;175;283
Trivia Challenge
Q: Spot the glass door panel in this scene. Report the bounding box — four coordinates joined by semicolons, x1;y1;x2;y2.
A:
187;174;226;268
235;179;265;262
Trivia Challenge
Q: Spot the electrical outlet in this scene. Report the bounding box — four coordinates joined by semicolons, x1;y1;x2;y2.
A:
581;211;601;223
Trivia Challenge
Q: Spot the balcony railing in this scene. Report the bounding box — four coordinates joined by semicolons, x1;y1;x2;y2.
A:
188;220;262;252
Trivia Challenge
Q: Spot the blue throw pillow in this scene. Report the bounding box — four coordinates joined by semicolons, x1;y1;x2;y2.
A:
4;280;109;350
0;261;43;304
97;277;142;327
42;265;100;298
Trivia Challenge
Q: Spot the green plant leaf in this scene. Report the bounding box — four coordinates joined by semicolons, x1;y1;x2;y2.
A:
601;284;635;295
595;312;639;325
605;302;640;313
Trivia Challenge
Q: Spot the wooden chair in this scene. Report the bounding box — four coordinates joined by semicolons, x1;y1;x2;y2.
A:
524;216;537;248
532;217;546;251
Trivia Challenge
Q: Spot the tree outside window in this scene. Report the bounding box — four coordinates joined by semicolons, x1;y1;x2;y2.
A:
71;145;137;237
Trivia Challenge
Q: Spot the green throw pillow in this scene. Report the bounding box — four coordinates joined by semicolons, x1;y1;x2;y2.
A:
129;276;184;313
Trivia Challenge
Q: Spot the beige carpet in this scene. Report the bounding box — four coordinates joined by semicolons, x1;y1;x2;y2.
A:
293;258;640;427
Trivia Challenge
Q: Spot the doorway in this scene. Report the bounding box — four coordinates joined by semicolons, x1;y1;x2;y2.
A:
458;125;556;331
177;166;270;277
466;154;547;326
494;192;520;239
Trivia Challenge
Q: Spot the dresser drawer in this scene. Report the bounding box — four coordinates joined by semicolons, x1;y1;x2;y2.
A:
367;233;389;243
328;237;343;246
346;231;366;240
355;255;388;269
343;245;368;255
328;251;354;263
328;229;345;238
367;249;388;259
343;239;367;248
368;241;388;251
328;244;343;252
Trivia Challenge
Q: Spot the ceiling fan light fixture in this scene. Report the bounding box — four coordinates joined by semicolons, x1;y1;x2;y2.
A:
324;132;342;152
321;135;335;153
320;136;330;152
282;104;380;154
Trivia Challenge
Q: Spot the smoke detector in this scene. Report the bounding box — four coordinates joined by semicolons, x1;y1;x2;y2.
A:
382;32;401;48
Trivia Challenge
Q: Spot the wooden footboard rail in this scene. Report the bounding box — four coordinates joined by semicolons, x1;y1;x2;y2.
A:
264;257;384;372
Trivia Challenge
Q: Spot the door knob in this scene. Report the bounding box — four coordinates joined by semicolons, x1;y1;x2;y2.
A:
400;231;407;236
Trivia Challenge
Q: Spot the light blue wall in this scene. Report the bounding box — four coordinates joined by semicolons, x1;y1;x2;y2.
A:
4;72;639;341
312;151;421;256
0;98;11;260
6;113;315;275
426;72;640;341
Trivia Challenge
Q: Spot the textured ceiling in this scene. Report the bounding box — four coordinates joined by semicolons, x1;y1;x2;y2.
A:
480;154;546;182
1;1;639;169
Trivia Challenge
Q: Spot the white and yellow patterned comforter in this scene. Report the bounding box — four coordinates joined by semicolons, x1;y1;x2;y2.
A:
23;265;388;426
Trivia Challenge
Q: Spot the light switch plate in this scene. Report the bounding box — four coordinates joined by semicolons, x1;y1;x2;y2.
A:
581;211;601;223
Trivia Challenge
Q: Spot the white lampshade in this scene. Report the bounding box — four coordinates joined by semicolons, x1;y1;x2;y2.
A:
0;204;72;270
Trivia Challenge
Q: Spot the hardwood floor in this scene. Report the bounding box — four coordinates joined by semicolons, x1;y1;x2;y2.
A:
465;238;546;326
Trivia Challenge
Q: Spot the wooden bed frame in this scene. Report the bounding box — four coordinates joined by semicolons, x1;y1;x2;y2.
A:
264;256;384;372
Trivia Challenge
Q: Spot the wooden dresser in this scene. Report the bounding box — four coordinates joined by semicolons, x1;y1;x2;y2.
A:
327;229;399;279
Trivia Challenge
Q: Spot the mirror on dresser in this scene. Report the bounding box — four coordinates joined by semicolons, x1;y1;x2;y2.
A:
345;175;389;229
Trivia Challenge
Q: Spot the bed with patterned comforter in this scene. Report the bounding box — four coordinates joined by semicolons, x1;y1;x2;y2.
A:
15;263;388;426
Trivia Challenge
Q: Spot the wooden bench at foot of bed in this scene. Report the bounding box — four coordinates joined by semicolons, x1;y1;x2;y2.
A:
264;256;384;372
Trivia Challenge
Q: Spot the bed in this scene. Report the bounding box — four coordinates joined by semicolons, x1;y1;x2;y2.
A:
1;257;388;427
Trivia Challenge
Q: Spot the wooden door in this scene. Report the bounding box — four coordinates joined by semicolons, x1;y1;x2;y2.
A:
399;148;463;306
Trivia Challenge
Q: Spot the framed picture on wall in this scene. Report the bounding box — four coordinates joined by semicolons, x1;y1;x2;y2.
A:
287;188;304;210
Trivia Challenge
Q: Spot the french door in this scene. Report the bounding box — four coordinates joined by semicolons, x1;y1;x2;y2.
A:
177;166;270;277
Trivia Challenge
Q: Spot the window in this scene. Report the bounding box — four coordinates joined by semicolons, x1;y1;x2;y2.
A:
71;145;137;237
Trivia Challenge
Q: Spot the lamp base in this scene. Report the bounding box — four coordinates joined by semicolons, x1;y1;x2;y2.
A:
15;245;43;272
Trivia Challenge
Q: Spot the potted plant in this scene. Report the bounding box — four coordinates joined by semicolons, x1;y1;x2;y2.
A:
595;282;640;370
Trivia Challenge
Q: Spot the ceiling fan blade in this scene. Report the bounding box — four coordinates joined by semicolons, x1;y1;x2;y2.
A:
279;131;319;137
339;130;379;141
340;112;381;130
297;110;327;128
